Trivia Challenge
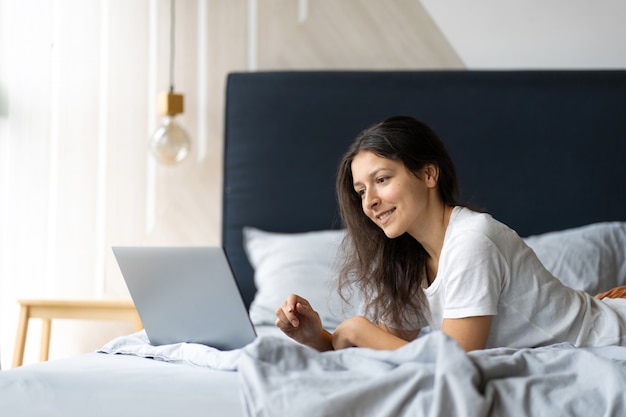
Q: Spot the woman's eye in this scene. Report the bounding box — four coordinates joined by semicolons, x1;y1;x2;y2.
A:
356;189;365;198
376;176;388;184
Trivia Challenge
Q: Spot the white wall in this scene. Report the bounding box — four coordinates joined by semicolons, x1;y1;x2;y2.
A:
421;0;626;68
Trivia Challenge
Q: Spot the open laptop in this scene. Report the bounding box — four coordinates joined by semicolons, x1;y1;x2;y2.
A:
112;246;257;350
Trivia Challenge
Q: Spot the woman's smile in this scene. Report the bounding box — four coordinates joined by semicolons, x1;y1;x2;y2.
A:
376;208;396;225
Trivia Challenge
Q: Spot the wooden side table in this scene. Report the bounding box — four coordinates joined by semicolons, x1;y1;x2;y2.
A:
12;299;142;368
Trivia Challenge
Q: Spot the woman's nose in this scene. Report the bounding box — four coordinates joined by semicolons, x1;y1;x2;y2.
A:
365;191;380;210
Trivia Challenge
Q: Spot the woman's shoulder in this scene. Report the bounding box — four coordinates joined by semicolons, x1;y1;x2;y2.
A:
451;206;506;232
448;207;535;268
449;206;521;247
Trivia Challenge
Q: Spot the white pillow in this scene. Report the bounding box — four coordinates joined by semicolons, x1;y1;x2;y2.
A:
243;227;361;330
523;222;626;294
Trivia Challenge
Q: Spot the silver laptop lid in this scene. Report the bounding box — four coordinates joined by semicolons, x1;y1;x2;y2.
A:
113;246;256;350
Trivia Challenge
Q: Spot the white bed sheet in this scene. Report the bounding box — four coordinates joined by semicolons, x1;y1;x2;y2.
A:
0;351;243;417
0;326;291;417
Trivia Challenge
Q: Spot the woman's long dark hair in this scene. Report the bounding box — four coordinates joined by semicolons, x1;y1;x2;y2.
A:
336;115;461;329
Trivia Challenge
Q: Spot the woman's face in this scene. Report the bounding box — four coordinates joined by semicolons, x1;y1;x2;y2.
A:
350;151;438;239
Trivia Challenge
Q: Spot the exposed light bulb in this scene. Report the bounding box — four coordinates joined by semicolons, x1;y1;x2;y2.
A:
149;91;191;165
150;115;190;164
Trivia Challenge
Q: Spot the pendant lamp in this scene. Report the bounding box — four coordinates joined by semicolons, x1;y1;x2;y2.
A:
149;0;190;165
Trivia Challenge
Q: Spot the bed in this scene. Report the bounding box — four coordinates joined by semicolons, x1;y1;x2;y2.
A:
2;70;626;416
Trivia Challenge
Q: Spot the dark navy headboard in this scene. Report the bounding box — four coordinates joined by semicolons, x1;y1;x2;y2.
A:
223;70;626;308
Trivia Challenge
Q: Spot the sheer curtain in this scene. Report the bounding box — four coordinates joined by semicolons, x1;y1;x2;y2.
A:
0;0;217;367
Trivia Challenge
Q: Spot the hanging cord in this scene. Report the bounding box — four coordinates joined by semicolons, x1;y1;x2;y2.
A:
169;0;175;92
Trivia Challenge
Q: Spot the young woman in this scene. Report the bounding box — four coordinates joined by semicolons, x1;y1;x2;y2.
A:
275;115;626;352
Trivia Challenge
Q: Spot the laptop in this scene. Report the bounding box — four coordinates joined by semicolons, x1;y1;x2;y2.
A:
112;246;257;350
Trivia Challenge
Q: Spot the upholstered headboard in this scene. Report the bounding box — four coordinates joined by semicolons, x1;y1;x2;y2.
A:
222;70;626;308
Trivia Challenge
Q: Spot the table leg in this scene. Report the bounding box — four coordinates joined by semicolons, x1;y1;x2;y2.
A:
39;318;51;362
12;305;30;368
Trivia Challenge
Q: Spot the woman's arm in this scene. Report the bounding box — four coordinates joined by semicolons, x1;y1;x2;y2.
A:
441;315;493;351
332;316;418;350
378;322;421;342
275;296;418;351
277;294;492;352
333;315;493;351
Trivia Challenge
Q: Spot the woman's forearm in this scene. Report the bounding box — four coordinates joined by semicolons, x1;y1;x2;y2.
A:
333;316;409;350
310;329;334;351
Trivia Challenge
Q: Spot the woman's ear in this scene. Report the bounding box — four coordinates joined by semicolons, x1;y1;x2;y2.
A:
422;164;439;188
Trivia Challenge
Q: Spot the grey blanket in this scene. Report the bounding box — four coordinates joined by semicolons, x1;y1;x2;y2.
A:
238;332;626;417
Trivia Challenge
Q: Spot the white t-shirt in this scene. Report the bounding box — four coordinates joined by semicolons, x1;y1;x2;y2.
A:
422;206;626;349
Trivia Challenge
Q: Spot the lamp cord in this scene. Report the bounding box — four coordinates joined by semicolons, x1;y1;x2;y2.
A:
169;0;175;93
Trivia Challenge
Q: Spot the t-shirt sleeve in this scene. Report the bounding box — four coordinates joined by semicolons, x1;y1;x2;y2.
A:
440;230;506;319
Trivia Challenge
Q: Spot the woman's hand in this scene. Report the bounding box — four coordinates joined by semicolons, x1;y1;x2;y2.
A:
332;316;411;351
275;294;333;351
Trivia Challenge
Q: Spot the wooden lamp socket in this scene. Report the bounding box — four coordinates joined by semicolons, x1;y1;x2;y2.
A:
157;92;184;116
